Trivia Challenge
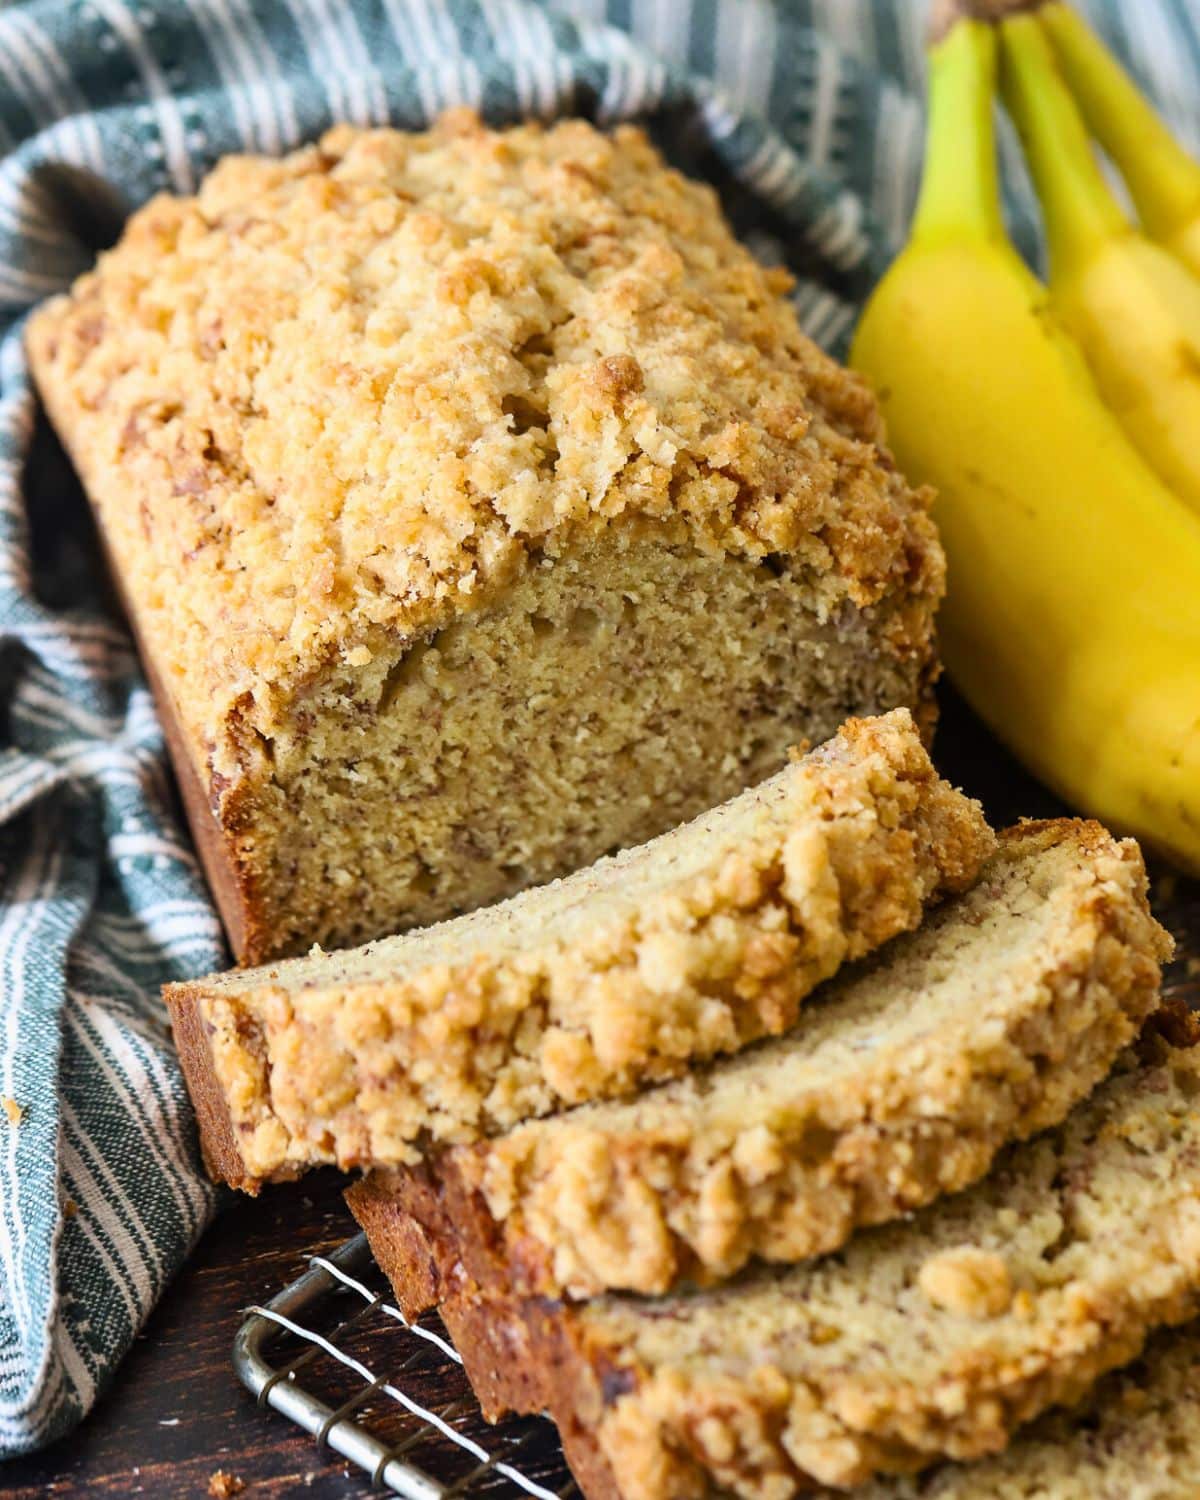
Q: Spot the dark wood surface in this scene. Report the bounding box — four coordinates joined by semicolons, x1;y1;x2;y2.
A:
4;1172;375;1500
6;691;1199;1500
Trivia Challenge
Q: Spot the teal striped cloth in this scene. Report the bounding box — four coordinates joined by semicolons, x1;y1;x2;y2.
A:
1;0;1196;1459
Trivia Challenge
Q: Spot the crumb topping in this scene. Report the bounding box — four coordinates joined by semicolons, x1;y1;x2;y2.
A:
918;1247;1013;1319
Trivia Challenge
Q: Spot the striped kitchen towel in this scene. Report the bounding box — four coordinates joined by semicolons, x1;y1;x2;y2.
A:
1;0;1197;1459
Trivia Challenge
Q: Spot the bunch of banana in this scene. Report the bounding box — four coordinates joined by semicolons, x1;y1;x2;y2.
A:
850;0;1200;874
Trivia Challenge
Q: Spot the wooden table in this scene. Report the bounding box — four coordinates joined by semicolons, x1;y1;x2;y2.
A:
6;691;1198;1500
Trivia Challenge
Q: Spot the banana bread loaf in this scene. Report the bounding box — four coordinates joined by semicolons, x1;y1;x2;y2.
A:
26;110;943;965
166;711;992;1191
349;1008;1200;1499
354;818;1170;1302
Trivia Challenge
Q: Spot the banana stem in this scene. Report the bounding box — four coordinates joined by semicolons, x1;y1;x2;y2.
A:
912;19;1005;246
1041;2;1200;242
999;15;1128;279
928;0;1043;45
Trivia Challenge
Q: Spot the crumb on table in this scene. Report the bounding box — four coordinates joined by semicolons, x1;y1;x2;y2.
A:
208;1472;245;1498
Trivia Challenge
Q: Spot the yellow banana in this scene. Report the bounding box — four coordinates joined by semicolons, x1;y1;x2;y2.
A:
1040;1;1200;277
999;14;1200;517
849;14;1200;873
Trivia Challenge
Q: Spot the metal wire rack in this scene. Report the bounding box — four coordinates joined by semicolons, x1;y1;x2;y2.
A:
232;1232;577;1497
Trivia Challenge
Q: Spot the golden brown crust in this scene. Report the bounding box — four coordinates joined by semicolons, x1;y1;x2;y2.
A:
356;819;1172;1301
346;1165;460;1321
167;711;993;1189
352;1026;1200;1500
166;983;258;1193
27;112;943;964
85;507;263;965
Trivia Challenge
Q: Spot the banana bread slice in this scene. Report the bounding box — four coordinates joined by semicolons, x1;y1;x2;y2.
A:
349;1008;1200;1499
835;1319;1200;1497
26;110;943;965
353;818;1170;1302
166;711;992;1191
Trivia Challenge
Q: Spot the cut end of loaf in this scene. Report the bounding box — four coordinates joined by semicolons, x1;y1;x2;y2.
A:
234;529;941;964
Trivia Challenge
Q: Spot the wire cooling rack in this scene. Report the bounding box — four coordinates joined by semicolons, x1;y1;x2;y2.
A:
232;1231;577;1497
